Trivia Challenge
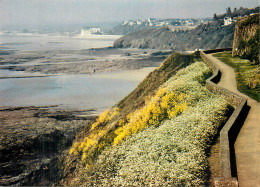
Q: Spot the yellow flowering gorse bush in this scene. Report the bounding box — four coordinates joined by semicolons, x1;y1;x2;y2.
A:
91;107;119;130
69;107;119;162
113;88;187;145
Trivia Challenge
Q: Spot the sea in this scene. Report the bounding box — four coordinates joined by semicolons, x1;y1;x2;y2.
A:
0;32;153;112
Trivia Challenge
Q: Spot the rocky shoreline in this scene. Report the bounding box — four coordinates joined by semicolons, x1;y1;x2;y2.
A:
0;106;96;185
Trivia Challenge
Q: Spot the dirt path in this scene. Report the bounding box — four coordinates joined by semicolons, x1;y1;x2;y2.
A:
208;54;260;187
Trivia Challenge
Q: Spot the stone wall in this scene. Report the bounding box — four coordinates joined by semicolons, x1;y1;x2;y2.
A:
200;50;248;187
232;13;259;64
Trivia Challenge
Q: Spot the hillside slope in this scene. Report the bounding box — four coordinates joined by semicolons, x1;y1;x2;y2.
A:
107;18;209;35
60;53;232;186
114;20;235;51
59;53;200;184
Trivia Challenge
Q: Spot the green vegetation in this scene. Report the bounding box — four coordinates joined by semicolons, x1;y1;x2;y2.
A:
113;21;235;50
237;27;259;64
66;60;232;186
213;51;260;101
234;13;259;64
239;13;259;27
117;52;201;117
89;98;229;186
69;53;201;165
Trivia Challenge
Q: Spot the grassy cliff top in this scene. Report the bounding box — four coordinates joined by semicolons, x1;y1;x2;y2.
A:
237;13;259;27
214;52;259;101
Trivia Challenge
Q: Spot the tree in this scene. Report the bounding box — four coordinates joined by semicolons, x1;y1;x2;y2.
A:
234;7;237;12
226;7;232;16
213;13;218;20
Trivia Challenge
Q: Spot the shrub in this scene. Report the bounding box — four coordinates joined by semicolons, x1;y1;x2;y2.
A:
113;88;187;146
75;62;231;186
66;59;235;187
93;97;229;186
69;107;119;163
91;107;119;130
69;62;211;163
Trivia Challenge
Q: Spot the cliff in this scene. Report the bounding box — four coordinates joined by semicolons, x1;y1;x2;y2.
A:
232;13;259;64
113;20;235;51
113;6;260;51
0;107;92;186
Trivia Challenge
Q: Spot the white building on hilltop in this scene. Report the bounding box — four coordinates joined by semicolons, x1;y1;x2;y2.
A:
224;17;233;26
80;28;102;35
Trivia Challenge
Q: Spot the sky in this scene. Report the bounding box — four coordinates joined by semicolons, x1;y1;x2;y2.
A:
0;0;258;29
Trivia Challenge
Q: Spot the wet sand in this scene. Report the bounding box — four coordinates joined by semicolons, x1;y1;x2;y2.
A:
0;47;168;75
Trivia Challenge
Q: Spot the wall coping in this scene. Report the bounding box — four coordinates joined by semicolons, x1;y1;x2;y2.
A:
200;49;247;187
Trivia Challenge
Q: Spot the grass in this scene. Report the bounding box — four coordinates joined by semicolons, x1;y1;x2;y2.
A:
213;51;260;102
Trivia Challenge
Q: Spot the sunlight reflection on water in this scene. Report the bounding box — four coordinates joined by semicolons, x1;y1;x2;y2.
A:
0;68;154;112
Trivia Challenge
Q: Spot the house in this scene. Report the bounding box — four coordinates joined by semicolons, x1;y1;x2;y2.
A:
80;28;102;35
224;17;233;26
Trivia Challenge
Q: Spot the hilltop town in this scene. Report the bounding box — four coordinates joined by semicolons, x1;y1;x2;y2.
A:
107;18;210;35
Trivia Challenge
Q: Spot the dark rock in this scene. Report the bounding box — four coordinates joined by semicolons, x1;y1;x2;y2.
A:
0;106;95;186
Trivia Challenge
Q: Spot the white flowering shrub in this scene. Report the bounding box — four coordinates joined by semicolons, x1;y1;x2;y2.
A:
165;61;213;105
79;62;231;186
